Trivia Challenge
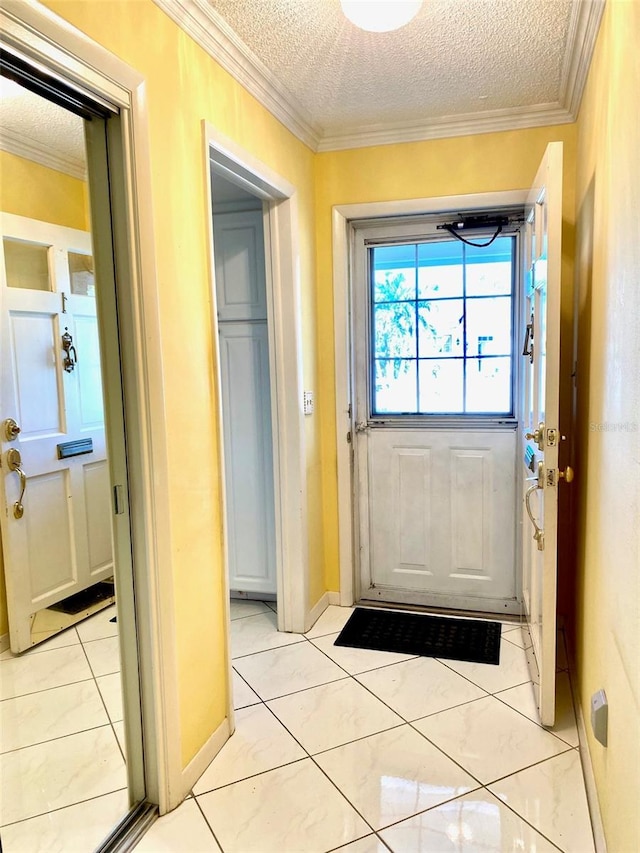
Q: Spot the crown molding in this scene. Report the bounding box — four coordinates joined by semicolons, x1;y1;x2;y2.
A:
152;0;321;150
559;0;606;118
0;126;86;179
317;104;575;152
154;0;602;155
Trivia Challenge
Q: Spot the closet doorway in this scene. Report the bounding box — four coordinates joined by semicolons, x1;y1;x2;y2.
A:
211;174;277;603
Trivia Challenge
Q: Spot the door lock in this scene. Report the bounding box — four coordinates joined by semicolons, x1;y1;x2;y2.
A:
2;418;21;441
525;421;545;451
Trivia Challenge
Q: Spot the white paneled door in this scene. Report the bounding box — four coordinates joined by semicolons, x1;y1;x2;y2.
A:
520;142;565;725
366;429;516;602
214;207;276;596
0;214;113;652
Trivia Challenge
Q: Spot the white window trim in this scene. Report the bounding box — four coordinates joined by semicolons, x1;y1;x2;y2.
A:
333;191;528;606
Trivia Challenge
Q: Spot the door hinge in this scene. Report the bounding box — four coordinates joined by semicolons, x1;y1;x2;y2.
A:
346;431;352;444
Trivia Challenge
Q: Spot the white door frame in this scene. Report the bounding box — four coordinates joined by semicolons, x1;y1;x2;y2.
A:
1;0;182;812
203;124;309;655
333;191;529;607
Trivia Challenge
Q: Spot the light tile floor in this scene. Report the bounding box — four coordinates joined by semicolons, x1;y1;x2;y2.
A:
0;604;129;852
142;601;596;853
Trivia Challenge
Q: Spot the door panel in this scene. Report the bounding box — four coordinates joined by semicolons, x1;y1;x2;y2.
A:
11;311;61;435
83;460;113;572
219;322;276;593
26;470;75;600
520;141;564;725
365;429;516;603
214;210;267;322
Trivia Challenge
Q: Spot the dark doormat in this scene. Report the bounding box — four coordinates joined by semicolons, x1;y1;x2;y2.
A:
49;581;115;614
335;607;501;665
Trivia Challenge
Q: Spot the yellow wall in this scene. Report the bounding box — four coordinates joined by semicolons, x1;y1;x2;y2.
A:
0;150;89;230
41;0;319;767
573;2;640;850
0;152;90;638
315;124;578;595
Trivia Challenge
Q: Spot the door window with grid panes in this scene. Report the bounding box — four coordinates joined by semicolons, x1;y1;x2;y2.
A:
370;236;515;416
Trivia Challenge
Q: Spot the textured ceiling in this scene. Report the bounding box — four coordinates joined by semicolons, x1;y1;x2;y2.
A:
207;0;574;136
0;78;86;178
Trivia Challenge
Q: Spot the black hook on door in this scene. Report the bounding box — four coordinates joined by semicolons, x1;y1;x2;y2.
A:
61;327;78;372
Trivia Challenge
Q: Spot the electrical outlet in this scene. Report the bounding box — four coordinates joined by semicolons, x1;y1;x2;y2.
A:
303;391;314;415
591;689;608;747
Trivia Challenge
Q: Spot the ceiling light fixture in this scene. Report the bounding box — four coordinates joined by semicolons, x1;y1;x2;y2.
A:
340;0;423;33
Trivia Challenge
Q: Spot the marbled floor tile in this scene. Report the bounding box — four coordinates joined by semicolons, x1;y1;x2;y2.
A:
193;704;306;794
267;677;403;754
380;789;560;853
305;604;354;638
413;695;569;784
82;636;121;678
0;680;109;753
229;599;272;621
334;836;389;853
489;749;595;853
112;721;126;757
0;645;92;701
232;640;347;700
0;628;80;661
315;724;478;830
438;637;530;694
96;672;124;723
501;625;528;648
76;605;118;643
197;758;370;853
135;798;221;853
231;670;260;709
310;632;416;675
0;789;129;853
0;725;126;825
356;656;487;721
495;670;579;747
230;611;304;658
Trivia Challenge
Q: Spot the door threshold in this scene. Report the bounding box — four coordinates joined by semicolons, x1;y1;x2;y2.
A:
357;597;523;625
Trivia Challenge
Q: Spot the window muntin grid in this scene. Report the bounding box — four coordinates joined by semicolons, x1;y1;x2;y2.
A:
370;236;515;416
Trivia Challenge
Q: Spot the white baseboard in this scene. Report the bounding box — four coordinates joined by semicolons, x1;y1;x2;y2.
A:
176;717;230;809
0;632;9;654
305;591;341;633
566;647;607;853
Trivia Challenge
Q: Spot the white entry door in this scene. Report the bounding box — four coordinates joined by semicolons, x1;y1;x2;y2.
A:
520;142;566;725
214;208;276;595
353;224;519;613
0;214;113;652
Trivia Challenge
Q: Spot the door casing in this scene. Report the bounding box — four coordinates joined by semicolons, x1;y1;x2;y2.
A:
333;190;529;608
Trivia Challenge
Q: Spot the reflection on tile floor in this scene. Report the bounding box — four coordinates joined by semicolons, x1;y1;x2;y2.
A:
152;602;595;852
0;604;128;852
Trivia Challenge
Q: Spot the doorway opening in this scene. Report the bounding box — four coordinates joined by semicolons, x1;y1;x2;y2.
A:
211;173;277;610
205;125;309;651
350;210;523;616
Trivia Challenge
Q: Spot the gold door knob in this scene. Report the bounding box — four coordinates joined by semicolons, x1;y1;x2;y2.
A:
558;466;574;483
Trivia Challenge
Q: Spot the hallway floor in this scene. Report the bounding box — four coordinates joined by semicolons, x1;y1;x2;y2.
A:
138;601;596;853
0;604;128;851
